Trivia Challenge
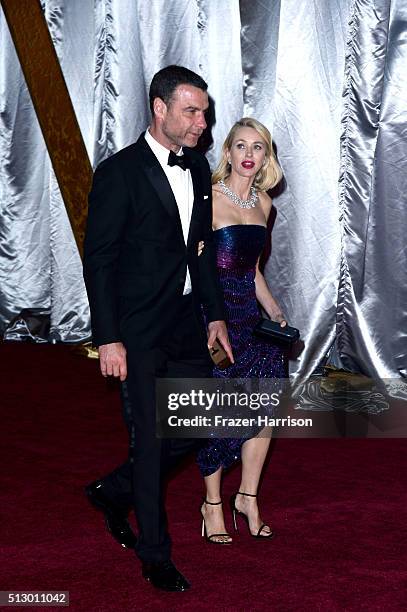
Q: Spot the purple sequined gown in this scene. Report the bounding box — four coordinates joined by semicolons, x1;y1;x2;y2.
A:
197;224;286;477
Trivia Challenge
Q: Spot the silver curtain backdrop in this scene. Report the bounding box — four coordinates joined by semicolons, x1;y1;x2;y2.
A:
0;0;405;379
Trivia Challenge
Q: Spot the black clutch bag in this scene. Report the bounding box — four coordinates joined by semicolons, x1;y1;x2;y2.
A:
253;318;300;345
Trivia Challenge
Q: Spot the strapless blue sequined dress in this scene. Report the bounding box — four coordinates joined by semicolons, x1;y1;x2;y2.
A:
197;225;286;477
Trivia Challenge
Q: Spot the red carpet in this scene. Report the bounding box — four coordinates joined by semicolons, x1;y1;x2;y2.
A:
1;343;406;611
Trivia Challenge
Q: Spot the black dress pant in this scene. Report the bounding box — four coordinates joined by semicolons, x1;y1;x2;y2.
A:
99;295;211;562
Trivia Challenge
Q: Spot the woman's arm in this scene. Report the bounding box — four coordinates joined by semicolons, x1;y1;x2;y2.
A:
254;261;286;324
255;193;286;324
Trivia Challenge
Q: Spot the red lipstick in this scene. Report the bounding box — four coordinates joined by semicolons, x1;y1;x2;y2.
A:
241;160;255;169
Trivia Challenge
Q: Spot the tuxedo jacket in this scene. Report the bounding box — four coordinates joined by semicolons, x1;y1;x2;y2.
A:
83;133;225;350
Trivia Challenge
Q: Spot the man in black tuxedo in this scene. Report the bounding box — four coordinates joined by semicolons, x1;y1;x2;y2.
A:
83;65;233;592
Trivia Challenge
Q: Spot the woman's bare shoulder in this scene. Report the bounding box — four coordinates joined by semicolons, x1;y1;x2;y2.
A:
258;190;272;206
258;190;273;216
212;183;223;196
212;184;227;203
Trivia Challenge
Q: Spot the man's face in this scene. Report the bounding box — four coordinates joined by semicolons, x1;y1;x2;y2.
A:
156;85;208;150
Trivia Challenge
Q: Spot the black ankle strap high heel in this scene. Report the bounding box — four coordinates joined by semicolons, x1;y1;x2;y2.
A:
230;492;274;539
200;499;232;545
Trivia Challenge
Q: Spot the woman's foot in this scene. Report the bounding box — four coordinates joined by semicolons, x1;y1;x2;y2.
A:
234;492;273;537
201;500;233;544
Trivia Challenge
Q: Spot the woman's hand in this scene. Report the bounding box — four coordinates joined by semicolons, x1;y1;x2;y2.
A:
198;240;204;256
269;307;287;327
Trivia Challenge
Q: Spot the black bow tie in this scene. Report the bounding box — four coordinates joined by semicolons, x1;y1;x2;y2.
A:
168;150;190;171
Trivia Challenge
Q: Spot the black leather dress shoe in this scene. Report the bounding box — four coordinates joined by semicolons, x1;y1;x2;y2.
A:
142;560;191;592
85;480;137;549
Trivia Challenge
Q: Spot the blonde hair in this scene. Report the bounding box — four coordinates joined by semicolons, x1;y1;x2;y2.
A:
212;117;282;191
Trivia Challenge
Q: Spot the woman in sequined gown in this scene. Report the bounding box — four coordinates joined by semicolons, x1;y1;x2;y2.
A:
198;118;287;543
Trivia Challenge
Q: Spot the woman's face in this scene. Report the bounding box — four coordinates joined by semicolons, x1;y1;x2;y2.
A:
227;126;268;179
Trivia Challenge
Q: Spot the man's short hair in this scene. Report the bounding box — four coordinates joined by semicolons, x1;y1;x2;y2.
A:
149;65;208;114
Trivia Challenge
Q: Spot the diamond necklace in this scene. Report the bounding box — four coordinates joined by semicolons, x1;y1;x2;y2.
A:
218;179;258;209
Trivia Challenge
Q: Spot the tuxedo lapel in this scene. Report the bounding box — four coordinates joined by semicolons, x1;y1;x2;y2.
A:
185;151;204;247
136;135;184;235
134;136;207;248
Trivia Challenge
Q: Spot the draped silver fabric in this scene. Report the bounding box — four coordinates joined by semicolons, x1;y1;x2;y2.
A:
0;11;52;339
0;1;405;379
336;0;407;378
241;0;353;377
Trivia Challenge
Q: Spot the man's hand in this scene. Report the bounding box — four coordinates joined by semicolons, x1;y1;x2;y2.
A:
207;320;234;364
98;342;127;381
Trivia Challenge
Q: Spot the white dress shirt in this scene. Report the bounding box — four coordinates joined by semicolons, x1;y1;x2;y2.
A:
144;128;193;295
